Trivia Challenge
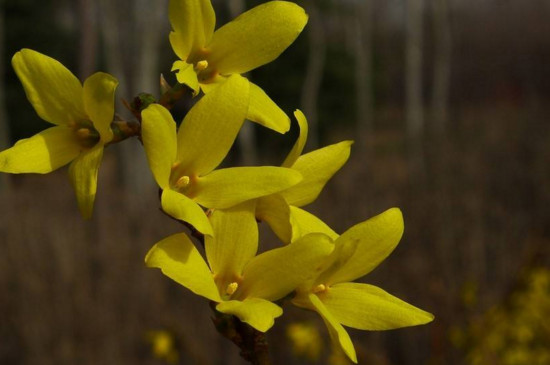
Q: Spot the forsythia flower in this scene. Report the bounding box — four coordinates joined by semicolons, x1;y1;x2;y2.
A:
292;208;435;363
256;110;352;243
169;0;308;133
0;49;117;218
145;201;333;332
141;75;301;235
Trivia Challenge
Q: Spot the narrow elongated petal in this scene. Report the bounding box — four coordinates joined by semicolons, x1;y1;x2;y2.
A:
145;233;221;302
169;0;215;60
83;72;117;142
161;189;213;236
289;206;339;242
176;75;249;176
282;109;308;168
321;282;434;331
256;194;292;244
171;60;200;95
12;49;86;125
216;298;283;333
68;145;103;219
282;141;353;207
247;81;290;133
237;233;333;302
205;201;258;287
192;166;302;209
292;293;357;363
320;208;404;286
141;104;177;188
206;1;308;74
0;126;81;174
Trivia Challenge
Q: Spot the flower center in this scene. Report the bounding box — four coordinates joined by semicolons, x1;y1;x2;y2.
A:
312;284;327;294
194;60;209;72
225;282;239;296
174;175;190;189
73;120;100;149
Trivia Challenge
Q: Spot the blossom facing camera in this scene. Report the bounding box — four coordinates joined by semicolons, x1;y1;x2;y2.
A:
0;49;118;219
169;0;308;133
292;208;435;363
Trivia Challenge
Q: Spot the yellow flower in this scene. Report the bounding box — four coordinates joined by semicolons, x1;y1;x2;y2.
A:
256;110;353;243
145;201;333;332
141;75;301;236
169;0;308;133
292;208;435;363
0;49;118;219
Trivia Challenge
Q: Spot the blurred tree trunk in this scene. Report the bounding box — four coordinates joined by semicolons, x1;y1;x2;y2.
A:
431;0;451;134
78;0;98;80
354;0;374;150
300;0;325;149
406;0;425;175
227;0;257;165
0;5;10;193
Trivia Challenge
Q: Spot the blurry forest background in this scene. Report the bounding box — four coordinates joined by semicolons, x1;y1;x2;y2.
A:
1;0;550;364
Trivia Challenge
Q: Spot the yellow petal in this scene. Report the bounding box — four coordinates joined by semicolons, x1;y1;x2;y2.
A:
205;201;258;287
145;232;222;302
282;109;308;167
169;0;215;60
192;166;302;209
289;206;339;242
321;208;404;286
161;189;213;236
83;72;117;143
0;126;81;174
176;74;249;176
216;298;283;333
68;145;104;219
292;293;357;363
141;104;177;188
171;60;200;96
237;233;333;302
321;282;434;331
247;80;290;133
282;140;353;207
206;1;308;74
12;49;86;125
256;194;292;244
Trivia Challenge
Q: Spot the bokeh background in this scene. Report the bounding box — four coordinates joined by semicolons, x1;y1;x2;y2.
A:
1;0;549;364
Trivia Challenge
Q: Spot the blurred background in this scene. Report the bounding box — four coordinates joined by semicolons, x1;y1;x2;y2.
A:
1;0;550;364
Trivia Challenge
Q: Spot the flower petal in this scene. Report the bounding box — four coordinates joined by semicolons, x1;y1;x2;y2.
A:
256;194;292;244
171;60;200;96
161;189;213;236
216;298;283;333
247;81;290;133
282;140;353;207
0;126;81;174
292;293;357;363
169;0;215;60
206;1;308;74
321;282;434;331
205;201;258;289
192;166;302;210
145;232;221;302
237;233;333;301
320;208;404;286
282;109;308;167
289;206;339;242
12;49;85;125
83;72;117;143
176;74;249;176
68;145;104;219
141;104;177;189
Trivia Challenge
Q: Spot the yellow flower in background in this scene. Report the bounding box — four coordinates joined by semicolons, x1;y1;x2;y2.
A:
145;330;179;364
141;75;302;236
0;49;117;219
256;110;353;244
145;201;333;332
169;0;308;133
292;208;434;363
286;322;323;361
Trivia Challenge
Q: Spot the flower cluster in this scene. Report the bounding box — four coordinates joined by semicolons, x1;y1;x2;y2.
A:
0;0;433;362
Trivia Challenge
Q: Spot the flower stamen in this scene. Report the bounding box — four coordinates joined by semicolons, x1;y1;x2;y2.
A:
226;282;239;296
312;284;327;294
175;175;190;189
